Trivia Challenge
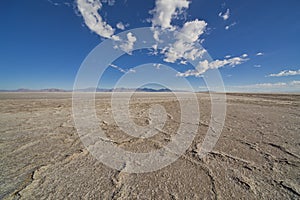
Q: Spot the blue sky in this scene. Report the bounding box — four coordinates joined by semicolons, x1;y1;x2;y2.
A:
0;0;300;92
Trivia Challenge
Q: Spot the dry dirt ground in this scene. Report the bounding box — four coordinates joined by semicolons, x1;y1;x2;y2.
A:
0;92;299;199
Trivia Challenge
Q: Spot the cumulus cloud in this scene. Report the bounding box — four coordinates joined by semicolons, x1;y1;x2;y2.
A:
77;0;249;75
268;69;300;77
256;52;264;56
118;32;137;54
77;0;138;53
163;19;207;63
219;9;230;20
176;69;204;77
149;0;249;72
150;0;190;29
77;0;119;40
177;55;248;77
116;22;125;30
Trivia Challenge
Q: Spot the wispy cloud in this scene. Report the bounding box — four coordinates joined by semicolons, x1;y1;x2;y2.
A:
228;81;300;91
219;9;230;20
47;0;59;6
109;64;135;73
101;0;115;6
291;80;300;86
268;69;300;77
242;82;288;88
109;64;126;73
177;54;249;77
254;64;261;68
225;22;236;30
199;81;300;92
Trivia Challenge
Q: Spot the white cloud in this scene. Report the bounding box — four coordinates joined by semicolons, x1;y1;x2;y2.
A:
291;80;300;86
225;22;236;30
77;0;119;40
242;54;248;58
118;32;137;54
116;22;125;30
47;0;59;6
128;68;136;73
239;81;300;89
177;69;204;77
219;9;230;20
77;0;140;54
248;82;287;88
109;64;126;73
149;0;248;71
227;81;300;91
150;0;190;29
199;81;300;92
77;0;250;77
196;55;248;73
177;55;249;77
225;55;231;58
153;63;162;69
254;64;261;68
256;52;264;56
163;19;207;63
109;64;135;73
268;69;300;77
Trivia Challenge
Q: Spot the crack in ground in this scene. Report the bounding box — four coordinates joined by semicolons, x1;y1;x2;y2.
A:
12;165;44;199
110;163;128;200
275;180;300;197
264;142;300;160
180;154;219;200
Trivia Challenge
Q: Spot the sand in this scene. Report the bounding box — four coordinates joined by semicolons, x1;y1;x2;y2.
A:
0;92;299;199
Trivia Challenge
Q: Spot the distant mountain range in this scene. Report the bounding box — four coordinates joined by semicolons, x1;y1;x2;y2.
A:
76;87;174;92
0;88;190;92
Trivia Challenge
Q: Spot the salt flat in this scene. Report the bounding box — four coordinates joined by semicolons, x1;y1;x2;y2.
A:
0;92;299;199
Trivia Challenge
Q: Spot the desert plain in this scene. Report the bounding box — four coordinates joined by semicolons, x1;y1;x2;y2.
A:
0;92;299;199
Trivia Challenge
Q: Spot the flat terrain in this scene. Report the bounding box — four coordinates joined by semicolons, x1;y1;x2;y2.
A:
0;92;299;199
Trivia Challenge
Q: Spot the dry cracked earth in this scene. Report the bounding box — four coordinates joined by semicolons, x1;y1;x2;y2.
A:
0;92;299;199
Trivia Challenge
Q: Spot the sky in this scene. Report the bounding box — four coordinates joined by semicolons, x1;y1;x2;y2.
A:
0;0;300;92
